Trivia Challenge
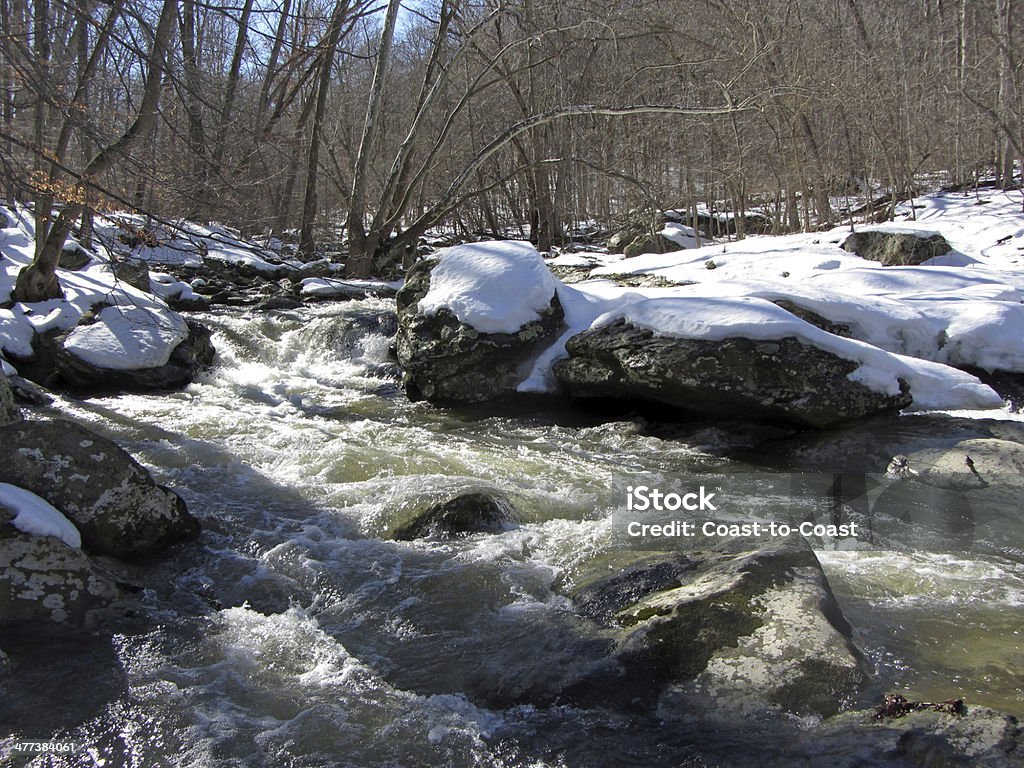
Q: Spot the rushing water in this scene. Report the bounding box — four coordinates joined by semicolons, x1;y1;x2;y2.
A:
2;299;1022;767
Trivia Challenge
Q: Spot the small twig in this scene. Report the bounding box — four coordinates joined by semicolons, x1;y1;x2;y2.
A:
873;693;965;720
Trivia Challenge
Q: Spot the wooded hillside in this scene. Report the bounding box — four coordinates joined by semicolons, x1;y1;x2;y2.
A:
1;0;1020;277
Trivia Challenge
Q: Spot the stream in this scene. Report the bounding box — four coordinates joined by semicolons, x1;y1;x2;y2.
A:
2;298;1022;767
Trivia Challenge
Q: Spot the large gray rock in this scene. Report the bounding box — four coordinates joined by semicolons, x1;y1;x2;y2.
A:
111;257;152;292
0;418;199;561
0;520;120;626
553;319;912;428
396;257;564;403
566;539;866;715
841;230;952;266
0;374;17;425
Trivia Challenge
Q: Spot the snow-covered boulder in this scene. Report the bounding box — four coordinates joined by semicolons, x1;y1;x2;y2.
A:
0;419;199;560
551;296;1001;429
0;521;120;626
841;229;952;266
1;208;216;395
555;319;909;428
396;241;565;403
566;539;866;715
43;317;214;393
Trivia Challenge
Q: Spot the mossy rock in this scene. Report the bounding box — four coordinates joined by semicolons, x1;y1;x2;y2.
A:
565;539;867;716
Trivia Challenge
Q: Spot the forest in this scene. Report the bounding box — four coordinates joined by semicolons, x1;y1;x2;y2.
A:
1;0;1022;285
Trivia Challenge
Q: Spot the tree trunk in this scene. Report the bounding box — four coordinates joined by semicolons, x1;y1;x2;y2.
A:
298;0;349;259
210;0;255;188
12;0;178;303
179;0;208;216
997;0;1016;188
345;0;402;277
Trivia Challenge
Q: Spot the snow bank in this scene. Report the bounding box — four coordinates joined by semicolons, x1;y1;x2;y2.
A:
0;482;81;549
513;190;1024;414
90;215;296;274
1;204;191;374
577;191;1024;378
418;241;558;334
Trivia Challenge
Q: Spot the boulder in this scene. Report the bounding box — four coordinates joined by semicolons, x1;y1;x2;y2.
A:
553;319;912;428
0;418;199;560
874;438;1024;551
566;539;866;715
396;257;565;403
0;374;17;425
0;519;120;626
38;319;215;394
622;234;680;259
802;704;1024;767
111;257;152;292
58;242;93;271
841;230;952;266
387;491;514;540
607;226;644;254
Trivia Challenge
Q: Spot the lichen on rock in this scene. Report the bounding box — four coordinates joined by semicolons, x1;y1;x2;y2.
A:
0;418;199;560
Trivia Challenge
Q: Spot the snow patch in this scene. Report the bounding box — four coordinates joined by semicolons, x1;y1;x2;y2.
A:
0;482;82;549
63;305;188;370
418;241;557;334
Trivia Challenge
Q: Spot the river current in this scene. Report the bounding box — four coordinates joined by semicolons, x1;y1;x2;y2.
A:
2;299;1022;767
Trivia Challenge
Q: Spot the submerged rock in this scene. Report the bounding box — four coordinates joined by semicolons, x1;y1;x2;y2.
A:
0;521;120;626
0;418;199;561
386;491;515;540
554;319;912;428
765;417;1024;551
841;230;952;266
568;539;866;715
396;257;565;403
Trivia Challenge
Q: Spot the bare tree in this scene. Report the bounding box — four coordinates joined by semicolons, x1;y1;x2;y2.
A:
11;0;178;302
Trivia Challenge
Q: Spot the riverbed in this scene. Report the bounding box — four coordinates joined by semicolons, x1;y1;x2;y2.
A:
2;299;1021;767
